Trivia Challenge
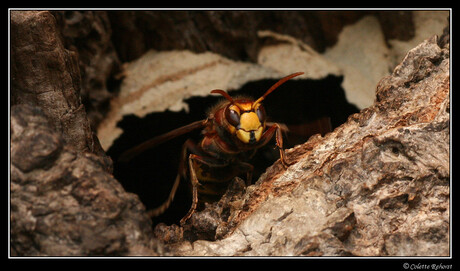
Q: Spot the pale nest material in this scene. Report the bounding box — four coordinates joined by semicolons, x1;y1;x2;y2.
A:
97;36;340;150
97;12;448;151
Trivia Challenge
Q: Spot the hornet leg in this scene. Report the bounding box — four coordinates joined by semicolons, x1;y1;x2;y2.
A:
260;123;292;168
179;153;230;225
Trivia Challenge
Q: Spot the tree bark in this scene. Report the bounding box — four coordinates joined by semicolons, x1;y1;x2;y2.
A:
10;11;112;171
167;35;450;257
10;104;163;256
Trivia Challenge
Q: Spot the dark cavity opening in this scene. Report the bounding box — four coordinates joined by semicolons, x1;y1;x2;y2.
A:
107;75;359;226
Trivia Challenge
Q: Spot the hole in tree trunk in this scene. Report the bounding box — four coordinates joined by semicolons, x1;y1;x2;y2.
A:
106;75;359;226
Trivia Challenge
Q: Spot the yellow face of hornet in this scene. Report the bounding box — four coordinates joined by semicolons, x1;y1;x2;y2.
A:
225;102;266;144
211;72;304;145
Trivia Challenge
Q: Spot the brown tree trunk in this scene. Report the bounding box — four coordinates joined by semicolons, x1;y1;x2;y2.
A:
10;11;112;171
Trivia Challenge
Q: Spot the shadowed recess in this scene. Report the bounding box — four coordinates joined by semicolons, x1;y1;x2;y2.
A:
107;75;359;226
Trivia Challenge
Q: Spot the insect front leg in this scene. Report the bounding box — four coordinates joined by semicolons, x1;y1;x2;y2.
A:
180;153;228;225
260;123;292;168
179;154;199;225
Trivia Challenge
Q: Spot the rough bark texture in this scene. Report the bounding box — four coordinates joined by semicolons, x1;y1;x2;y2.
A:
163;35;450;256
10;104;163;256
10;11;112;171
51;11;121;130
